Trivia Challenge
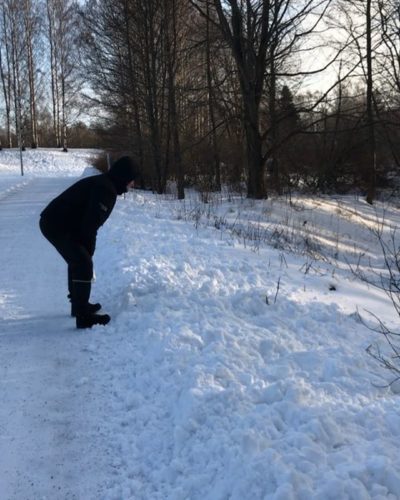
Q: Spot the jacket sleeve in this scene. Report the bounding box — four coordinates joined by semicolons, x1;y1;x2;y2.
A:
79;185;116;255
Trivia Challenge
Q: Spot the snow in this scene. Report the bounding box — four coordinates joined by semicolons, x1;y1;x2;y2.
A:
1;148;400;499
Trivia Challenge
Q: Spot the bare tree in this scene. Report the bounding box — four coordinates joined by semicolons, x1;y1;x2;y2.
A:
211;0;271;198
46;0;60;146
205;1;221;191
378;1;400;95
164;0;185;198
333;0;385;204
191;0;334;199
374;1;400;171
82;0;192;194
122;0;144;169
46;0;81;151
365;0;376;204
22;0;39;148
0;4;13;147
4;0;26;153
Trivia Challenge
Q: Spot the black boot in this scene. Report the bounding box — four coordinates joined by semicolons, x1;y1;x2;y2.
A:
71;301;102;317
73;280;110;329
69;269;102;316
76;313;111;329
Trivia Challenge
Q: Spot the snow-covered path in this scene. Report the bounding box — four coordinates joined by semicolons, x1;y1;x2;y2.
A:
0;178;108;499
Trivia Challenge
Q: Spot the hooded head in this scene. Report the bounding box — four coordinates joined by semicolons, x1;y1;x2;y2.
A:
108;156;139;195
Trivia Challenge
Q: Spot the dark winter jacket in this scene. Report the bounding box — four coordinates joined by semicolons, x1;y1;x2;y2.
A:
40;156;139;255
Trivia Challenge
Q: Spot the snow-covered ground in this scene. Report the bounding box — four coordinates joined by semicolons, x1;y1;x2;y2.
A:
1;148;400;499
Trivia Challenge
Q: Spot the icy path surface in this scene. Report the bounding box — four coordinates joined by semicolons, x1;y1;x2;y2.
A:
0;178;108;499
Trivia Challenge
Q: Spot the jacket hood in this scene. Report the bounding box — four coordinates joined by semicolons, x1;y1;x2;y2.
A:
107;156;139;194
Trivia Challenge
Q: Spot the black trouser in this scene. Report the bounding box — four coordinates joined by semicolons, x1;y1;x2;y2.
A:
39;216;93;315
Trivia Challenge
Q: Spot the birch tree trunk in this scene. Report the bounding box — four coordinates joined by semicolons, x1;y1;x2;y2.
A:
8;0;25;153
1;5;14;147
23;0;38;148
46;0;61;147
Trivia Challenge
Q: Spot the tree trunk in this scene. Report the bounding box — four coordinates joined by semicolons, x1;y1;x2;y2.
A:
206;1;221;191
0;35;12;147
23;0;38;148
240;76;264;198
10;14;24;168
171;87;184;200
26;28;38;148
269;52;280;194
166;0;184;199
61;72;68;152
213;0;267;199
365;0;376;205
244;106;264;199
142;3;163;193
1;8;13;147
123;0;144;167
47;0;58;147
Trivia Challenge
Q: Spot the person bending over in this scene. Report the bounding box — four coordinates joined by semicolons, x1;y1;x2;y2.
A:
40;156;139;329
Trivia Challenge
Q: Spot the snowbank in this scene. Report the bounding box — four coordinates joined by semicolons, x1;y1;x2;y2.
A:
89;189;400;499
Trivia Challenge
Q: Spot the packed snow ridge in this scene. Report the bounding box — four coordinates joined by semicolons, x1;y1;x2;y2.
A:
0;148;399;499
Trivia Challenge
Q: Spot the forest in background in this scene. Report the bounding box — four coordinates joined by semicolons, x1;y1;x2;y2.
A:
1;0;400;201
